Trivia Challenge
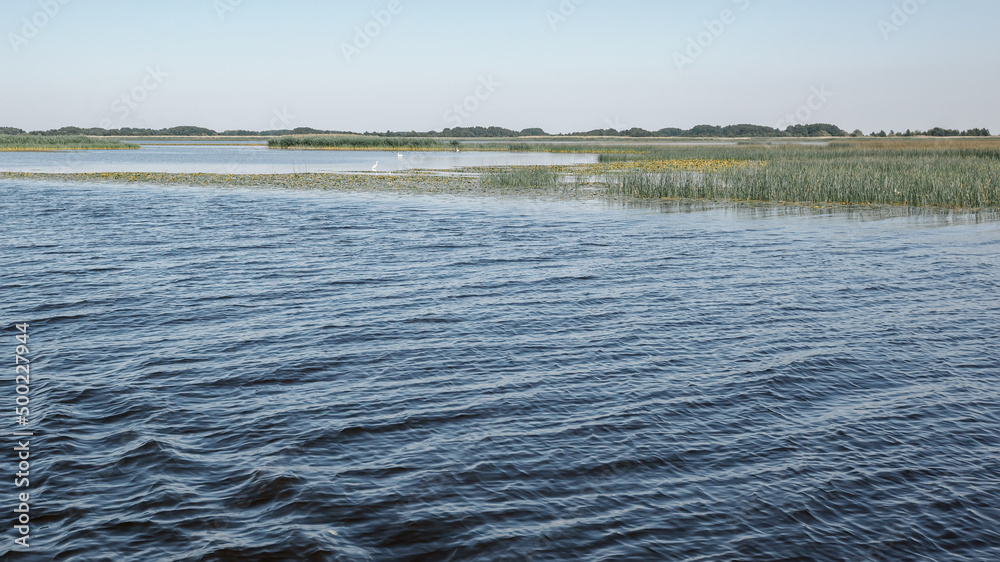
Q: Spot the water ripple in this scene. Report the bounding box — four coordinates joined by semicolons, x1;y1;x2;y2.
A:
1;180;999;560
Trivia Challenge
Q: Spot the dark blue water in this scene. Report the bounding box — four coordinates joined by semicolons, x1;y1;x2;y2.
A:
2;179;999;561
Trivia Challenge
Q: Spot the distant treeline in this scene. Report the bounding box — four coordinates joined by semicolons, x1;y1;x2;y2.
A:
870;127;992;138
328;124;857;138
0;124;991;138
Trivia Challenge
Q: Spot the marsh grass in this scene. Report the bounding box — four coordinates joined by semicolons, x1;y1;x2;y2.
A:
0;135;138;151
268;135;449;150
602;139;1000;208
466;139;1000;208
267;136;641;154
480;166;564;189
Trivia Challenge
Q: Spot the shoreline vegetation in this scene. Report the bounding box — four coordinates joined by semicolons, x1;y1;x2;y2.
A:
1;135;998;209
0;134;139;151
597;139;1000;208
265;136;1000;208
267;135;453;150
264;135;651;152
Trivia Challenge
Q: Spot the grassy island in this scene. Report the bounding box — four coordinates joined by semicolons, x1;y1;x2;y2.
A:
597;139;1000;208
268;135;451;150
463;137;1000;208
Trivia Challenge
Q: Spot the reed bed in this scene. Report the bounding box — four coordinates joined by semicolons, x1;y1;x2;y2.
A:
602;140;1000;208
267;136;656;154
267;135;449;150
0;135;138;151
480;166;563;188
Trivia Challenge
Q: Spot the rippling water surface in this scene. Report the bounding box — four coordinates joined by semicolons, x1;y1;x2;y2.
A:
2;180;999;561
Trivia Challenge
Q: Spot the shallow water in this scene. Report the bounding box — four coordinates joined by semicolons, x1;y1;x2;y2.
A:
0;144;597;174
2;179;999;561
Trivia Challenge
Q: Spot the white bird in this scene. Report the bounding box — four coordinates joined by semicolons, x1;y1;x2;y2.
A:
372;161;378;172
397;152;403;159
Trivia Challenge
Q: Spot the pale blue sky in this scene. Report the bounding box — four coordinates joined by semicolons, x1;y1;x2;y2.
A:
2;0;997;133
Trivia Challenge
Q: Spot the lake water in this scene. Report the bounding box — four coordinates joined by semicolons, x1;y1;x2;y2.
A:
2;178;999;561
0;144;598;174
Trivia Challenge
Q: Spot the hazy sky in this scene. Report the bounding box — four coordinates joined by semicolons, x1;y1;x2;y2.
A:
2;0;997;134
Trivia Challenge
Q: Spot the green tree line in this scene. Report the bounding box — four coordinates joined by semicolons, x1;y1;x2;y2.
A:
0;124;991;138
